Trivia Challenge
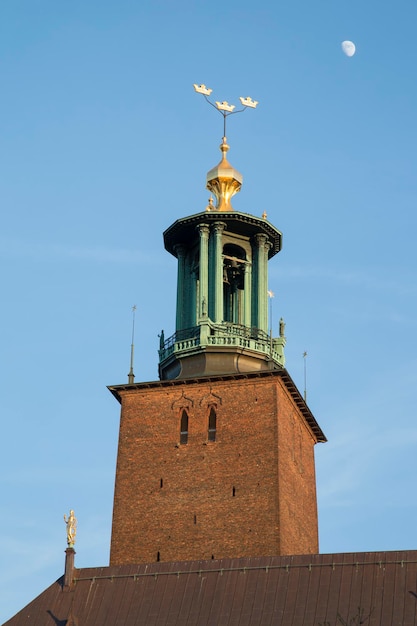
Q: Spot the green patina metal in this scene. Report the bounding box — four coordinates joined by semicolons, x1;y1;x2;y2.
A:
159;320;286;368
158;140;285;380
159;210;285;380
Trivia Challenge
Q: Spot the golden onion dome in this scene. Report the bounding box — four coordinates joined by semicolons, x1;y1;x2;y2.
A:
206;137;242;211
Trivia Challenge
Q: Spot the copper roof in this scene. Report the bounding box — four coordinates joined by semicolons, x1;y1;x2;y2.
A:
163;210;282;259
5;551;417;625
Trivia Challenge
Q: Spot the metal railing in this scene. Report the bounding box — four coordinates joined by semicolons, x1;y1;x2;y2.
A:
159;322;284;364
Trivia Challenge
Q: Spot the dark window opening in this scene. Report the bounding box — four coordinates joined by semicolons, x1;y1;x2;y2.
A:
160;478;163;488
194;515;197;524
223;244;246;324
208;407;217;442
180;409;188;444
232;486;236;497
157;551;160;562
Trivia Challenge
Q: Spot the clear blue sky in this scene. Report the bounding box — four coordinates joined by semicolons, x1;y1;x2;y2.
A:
2;0;417;621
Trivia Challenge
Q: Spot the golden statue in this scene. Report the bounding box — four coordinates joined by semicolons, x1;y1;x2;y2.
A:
64;509;77;547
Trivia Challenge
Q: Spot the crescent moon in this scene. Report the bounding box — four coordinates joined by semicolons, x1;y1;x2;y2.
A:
341;40;356;57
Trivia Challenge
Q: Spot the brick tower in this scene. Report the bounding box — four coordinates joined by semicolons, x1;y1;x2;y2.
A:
109;94;326;565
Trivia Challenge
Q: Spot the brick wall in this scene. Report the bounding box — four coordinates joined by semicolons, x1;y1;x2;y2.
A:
110;371;321;565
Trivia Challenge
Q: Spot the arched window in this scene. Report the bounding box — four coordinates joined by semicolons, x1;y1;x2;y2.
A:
180;409;188;444
208;407;217;442
223;244;246;324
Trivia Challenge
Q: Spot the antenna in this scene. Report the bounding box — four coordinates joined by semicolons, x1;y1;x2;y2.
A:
193;84;258;138
128;305;136;384
303;351;308;402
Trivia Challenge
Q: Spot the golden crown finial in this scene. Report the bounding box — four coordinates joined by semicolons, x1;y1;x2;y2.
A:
215;101;235;112
193;83;258;137
194;84;259;212
239;96;259;109
193;84;212;96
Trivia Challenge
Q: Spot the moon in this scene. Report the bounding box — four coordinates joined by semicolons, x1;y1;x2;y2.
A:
341;40;356;57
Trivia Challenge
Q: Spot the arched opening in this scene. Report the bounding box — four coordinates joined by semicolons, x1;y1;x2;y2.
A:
223;243;246;324
180;409;189;444
208;406;217;442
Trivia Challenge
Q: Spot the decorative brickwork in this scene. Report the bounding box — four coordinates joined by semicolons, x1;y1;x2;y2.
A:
109;370;324;565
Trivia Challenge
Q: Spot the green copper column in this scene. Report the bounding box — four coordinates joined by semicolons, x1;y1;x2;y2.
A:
212;222;226;323
243;261;252;327
253;233;270;333
174;244;186;331
197;224;210;320
189;260;197;327
265;242;272;331
184;250;195;328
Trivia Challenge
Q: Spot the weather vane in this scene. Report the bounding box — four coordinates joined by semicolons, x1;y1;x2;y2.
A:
193;84;258;137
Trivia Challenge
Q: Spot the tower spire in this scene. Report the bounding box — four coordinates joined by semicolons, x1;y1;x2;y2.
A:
158;87;285;380
128;305;136;384
193;84;258;212
108;92;325;569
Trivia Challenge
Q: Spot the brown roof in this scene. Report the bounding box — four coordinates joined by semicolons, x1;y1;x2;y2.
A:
5;550;417;625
